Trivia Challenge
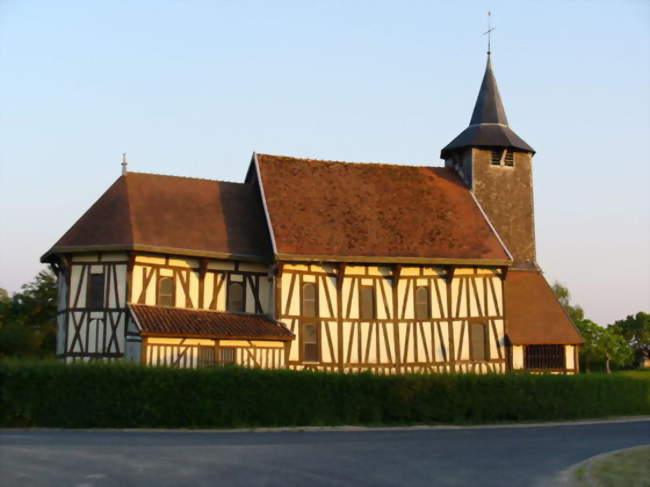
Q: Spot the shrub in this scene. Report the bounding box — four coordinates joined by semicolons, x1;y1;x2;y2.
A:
1;360;648;428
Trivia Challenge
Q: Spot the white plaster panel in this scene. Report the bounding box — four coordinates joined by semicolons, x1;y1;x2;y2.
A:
69;265;86;308
565;345;575;369
101;252;128;262
90;264;103;274
512;346;524;369
136;255;166;265
168;258;198;268
207;261;235;271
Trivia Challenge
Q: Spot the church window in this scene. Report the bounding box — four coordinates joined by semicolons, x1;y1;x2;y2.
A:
524;345;565;369
504;150;514;167
415;286;430;320
302;282;317;317
87;273;105;310
197;346;215;368
157;276;175;307
469;323;489;361
220;348;236;365
359;285;375;320
490;149;502;165
227;282;244;313
301;322;320;362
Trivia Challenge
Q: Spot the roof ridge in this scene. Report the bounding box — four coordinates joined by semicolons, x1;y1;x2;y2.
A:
256;153;442;170
127;171;245;186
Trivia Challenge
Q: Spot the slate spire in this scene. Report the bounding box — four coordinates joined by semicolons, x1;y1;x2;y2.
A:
440;53;534;159
470;55;508;126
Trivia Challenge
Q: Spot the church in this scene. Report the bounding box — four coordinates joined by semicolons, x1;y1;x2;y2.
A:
41;52;583;374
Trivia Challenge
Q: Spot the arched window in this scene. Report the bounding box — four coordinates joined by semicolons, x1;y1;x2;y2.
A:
469;323;489;361
302;282;317;317
415;286;430;320
301;322;319;362
158;277;174;307
227;282;244;313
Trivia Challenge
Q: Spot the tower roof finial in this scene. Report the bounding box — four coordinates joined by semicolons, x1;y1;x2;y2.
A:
483;10;495;56
121;153;128;176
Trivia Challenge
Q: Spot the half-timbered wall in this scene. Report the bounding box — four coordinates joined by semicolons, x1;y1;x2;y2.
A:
59;253;129;362
278;264;506;374
131;255;272;315
144;337;286;369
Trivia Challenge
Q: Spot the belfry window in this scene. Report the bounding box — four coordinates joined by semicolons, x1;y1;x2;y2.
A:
490;149;502;165
415;286;430;320
302;282;317;317
158;276;175;307
87;273;105;310
469;323;489;361
504;150;514;167
227;281;244;313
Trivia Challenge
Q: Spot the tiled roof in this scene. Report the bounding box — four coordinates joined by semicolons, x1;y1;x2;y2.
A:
506;270;584;345
255;154;510;264
130;304;293;341
41;172;272;262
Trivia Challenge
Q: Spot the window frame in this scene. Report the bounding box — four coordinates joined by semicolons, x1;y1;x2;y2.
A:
226;280;245;313
359;285;376;321
469;322;490;361
524;345;565;370
220;347;236;365
300;322;320;363
157;275;175;307
414;285;431;320
87;272;105;310
301;281;318;317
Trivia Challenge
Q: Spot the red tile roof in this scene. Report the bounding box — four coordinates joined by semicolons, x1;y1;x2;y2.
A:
130;304;293;341
42;172;272;262
506;270;584;345
255;154;510;264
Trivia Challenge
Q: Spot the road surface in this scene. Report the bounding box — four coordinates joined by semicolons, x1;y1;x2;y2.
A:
1;420;648;486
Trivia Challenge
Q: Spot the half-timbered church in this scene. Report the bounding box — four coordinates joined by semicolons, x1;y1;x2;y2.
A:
42;52;583;374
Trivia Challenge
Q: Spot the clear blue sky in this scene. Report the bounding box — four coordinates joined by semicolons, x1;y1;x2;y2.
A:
1;1;648;325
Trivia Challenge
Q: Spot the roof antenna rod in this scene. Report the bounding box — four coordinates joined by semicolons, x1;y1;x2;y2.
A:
483;10;495;56
121;152;128;176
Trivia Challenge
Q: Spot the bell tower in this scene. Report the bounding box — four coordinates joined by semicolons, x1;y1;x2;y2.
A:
441;53;537;269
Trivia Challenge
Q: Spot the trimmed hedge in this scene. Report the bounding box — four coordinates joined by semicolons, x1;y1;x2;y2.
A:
1;360;648;428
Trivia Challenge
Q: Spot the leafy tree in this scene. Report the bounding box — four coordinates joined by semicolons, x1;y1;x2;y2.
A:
610;312;650;367
552;281;633;373
551;282;584;324
0;269;58;358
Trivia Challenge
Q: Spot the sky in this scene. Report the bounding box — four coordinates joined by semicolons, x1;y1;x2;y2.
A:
1;0;648;325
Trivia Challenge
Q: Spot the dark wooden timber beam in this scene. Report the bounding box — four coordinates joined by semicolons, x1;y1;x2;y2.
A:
445;265;456;285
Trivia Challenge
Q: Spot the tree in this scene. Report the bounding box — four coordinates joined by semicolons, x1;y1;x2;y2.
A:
551;282;584;324
594;326;634;374
610;312;650;367
0;269;58;358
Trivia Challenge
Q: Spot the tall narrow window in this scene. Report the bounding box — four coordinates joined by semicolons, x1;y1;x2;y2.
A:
158;276;175;307
302;282;317;317
469;323;489;361
197;346;215;368
302;322;320;362
87;273;105;310
359;285;375;320
220;348;236;365
227;282;244;313
415;286;430;320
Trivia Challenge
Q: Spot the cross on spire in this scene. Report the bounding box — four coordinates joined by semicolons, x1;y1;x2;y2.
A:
483;10;495;56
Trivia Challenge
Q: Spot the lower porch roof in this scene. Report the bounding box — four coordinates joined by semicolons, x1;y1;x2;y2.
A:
129;304;294;341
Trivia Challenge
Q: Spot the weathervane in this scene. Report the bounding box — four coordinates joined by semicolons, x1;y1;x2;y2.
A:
121;153;128;175
483;10;495;56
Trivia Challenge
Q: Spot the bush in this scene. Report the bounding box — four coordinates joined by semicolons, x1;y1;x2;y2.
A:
1;360;648;428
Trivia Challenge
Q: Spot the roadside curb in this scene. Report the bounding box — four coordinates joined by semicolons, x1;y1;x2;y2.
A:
2;416;648;434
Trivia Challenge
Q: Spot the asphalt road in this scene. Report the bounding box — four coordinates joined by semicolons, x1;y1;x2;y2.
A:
1;420;648;487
